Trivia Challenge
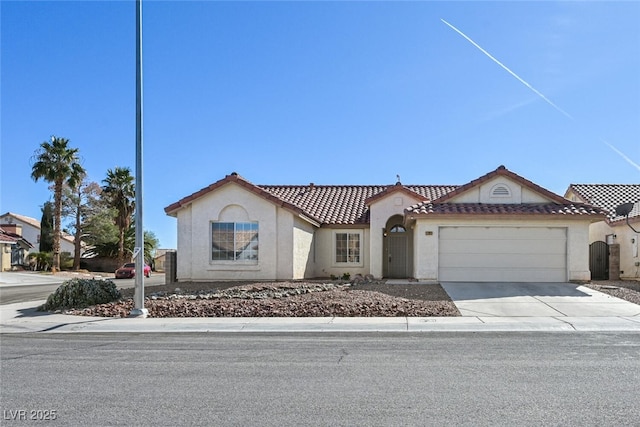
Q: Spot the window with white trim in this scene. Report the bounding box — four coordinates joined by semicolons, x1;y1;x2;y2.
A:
335;232;361;264
211;222;258;261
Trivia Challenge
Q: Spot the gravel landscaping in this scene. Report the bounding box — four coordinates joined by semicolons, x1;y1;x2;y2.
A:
66;279;461;318
585;280;640;305
55;274;640;318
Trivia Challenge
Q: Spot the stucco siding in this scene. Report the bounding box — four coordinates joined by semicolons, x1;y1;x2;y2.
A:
276;210;294;280
1;244;11;271
587;220;639;280
314;227;370;278
588;221;613;243
292;218;316;279
450;178;552;205
369;194;421;278
176;183;284;281
521;188;550;203
0;220;75;255
176;206;192;281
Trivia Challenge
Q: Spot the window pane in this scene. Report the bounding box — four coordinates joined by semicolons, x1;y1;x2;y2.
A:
335;232;360;264
348;233;360;263
212;222;258;261
336;233;347;263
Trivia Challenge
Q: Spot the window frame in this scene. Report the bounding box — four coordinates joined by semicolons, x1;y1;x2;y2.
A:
333;230;363;266
210;221;259;263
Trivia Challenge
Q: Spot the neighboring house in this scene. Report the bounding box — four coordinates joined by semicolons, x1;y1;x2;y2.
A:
165;165;605;283
564;184;640;281
0;226;33;270
153;249;174;272
0;212;78;256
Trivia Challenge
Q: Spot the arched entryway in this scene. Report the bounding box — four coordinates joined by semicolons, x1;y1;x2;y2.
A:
383;215;413;278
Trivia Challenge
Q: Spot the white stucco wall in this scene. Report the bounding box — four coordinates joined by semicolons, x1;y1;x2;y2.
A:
412;217;592;282
292;218;316;279
368;193;422;278
585;220;639;280
0;217;76;255
450;177;551;204
176;183;289;281
176;205;192;281
1;243;11;271
314;227;370;278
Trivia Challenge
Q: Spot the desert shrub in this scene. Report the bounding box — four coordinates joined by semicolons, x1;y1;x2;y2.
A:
39;278;121;311
29;252;52;271
60;252;74;270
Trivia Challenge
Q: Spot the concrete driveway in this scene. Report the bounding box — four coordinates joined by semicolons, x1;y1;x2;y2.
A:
440;282;640;317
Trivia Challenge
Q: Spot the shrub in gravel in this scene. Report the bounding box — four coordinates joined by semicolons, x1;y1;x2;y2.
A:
39;278;122;311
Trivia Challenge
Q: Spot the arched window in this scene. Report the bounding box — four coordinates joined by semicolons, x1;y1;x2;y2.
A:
389;225;406;233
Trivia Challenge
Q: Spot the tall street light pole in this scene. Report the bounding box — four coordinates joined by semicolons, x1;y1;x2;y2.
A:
131;0;148;317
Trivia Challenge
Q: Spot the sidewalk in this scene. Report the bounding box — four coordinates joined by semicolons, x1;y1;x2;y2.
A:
2;300;640;333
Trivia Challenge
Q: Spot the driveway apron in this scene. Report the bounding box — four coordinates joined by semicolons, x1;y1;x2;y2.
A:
440;282;640;317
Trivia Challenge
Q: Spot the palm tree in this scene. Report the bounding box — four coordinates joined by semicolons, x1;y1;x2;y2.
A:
102;167;135;265
31;136;85;273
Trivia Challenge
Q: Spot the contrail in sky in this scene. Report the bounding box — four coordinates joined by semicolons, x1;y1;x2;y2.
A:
441;18;640;172
602;139;640;172
441;19;573;119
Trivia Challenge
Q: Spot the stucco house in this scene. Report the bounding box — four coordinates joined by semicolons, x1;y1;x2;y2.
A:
165;166;605;283
152;249;174;272
0;212;78;257
0;227;33;271
564;184;639;281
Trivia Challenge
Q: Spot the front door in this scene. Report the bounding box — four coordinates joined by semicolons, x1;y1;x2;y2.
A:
589;241;609;280
385;223;409;278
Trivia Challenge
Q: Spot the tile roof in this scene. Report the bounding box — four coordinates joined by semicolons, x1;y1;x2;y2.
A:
0;227;34;248
164;172;459;225
260;184;458;225
1;212;41;229
0;230;20;244
406;202;605;217
0;212;77;244
433;165;569;204
567;184;640;222
165;167;607;226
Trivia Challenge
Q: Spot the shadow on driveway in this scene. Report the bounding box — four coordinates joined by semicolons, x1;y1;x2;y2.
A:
440;282;589;301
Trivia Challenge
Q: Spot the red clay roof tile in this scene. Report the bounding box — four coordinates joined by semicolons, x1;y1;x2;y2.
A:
165;166;607;225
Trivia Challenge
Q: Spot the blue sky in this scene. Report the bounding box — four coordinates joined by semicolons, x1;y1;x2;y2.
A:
1;1;639;251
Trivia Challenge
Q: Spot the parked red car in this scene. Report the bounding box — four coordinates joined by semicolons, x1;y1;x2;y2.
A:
115;262;151;279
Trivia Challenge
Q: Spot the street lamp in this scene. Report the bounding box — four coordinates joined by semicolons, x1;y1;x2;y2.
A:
130;0;148;318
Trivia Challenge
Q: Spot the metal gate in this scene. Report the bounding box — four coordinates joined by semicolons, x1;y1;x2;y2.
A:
589;241;609;280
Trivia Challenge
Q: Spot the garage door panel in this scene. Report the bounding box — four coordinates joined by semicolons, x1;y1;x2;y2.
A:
438;226;567;282
440;239;565;255
441;267;567;282
440;253;566;269
440;227;566;240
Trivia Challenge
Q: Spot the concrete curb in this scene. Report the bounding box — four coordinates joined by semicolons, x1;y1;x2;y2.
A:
2;300;640;333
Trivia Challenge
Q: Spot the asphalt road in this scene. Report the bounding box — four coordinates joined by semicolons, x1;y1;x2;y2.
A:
0;274;165;305
1;332;639;426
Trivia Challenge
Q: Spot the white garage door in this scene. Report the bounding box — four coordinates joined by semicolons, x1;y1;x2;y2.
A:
439;227;567;282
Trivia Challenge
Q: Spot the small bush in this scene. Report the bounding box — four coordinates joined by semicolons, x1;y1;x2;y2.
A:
39;278;122;311
341;273;351;281
60;252;74;270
